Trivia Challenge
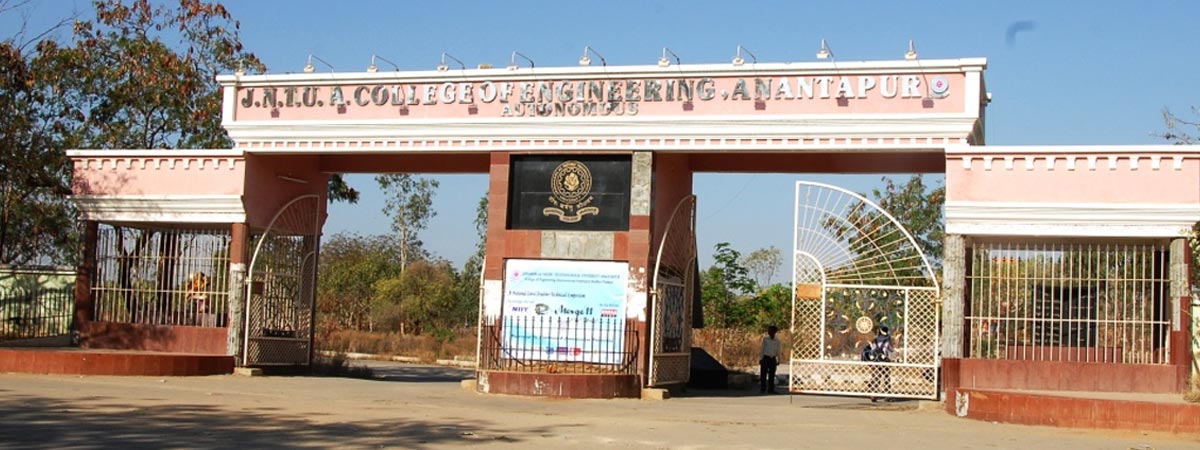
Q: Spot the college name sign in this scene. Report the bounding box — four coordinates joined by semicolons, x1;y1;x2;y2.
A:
233;73;956;120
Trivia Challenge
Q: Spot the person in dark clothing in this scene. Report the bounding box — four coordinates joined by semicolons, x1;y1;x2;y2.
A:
759;325;781;394
867;325;893;402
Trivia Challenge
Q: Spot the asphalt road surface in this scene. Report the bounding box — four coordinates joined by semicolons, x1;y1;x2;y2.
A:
1;361;1196;449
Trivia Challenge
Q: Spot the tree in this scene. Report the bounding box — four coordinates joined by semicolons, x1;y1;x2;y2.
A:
372;259;459;335
453;193;488;327
742;246;782;287
869;175;945;268
746;283;792;331
0;1;79;265
821;175;944;287
317;233;401;331
701;242;757;329
35;0;263;150
0;40;75;264
376;174;439;271
1157;106;1200;282
1157;106;1199;145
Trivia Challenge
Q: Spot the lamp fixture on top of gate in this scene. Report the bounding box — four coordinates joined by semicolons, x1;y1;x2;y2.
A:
579;45;606;67
367;54;400;73
904;40;918;60
437;52;466;72
901;40;938;107
732;45;757;66
508;51;535;70
303;54;334;73
816;39;833;60
658;47;681;67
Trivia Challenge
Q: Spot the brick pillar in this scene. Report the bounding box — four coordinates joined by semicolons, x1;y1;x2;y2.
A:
227;222;250;363
941;234;967;403
72;221;99;345
477;152;510;382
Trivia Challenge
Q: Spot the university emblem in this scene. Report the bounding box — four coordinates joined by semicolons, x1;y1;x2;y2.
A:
854;316;874;334
543;160;600;223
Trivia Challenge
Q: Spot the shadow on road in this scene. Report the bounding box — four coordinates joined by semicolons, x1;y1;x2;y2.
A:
365;363;474;383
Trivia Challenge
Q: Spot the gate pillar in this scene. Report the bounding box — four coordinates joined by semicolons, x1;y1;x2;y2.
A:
475;151;694;398
72;220;99;341
1169;238;1194;391
941;234;967;401
227;222;249;361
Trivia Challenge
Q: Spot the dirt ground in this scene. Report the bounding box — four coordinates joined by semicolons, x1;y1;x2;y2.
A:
1;361;1196;450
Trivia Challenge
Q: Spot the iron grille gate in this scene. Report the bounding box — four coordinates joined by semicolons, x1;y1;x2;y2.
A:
244;195;321;366
788;182;941;400
649;195;697;387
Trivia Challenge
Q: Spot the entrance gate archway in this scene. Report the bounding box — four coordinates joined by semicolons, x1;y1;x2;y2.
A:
789;181;941;399
244;194;322;367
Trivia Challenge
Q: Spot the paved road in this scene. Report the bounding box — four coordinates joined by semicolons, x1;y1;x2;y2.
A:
0;361;1196;449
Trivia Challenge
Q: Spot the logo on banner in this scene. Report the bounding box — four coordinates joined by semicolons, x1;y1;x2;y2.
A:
543;160;600;223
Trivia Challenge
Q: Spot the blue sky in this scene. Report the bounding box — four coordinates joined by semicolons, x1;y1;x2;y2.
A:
6;1;1199;272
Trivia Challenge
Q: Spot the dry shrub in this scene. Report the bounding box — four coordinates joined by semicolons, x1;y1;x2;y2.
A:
693;327;792;370
316;328;477;363
1186;374;1200;403
309;353;375;379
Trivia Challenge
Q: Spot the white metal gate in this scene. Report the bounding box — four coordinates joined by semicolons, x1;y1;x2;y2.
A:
648;195;698;386
244;195;322;366
789;182;941;399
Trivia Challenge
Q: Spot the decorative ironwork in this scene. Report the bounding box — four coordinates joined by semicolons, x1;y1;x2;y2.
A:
244;195;321;366
649;195;697;387
789;182;940;400
965;241;1170;365
479;315;639;374
91;224;232;327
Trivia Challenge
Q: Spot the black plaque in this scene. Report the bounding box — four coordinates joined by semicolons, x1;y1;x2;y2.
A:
508;155;631;231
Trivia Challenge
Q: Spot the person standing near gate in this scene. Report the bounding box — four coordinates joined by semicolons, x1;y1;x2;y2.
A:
760;325;782;394
867;325;893;402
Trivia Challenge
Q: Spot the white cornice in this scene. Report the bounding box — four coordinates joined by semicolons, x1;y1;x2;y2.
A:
227;112;978;128
224;115;979;145
946;144;1200;155
217;58;988;87
946;201;1200;238
71;195;245;223
66;149;245;158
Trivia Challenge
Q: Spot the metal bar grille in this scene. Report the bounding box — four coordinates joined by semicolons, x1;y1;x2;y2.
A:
966;241;1170;364
91;224;232;327
479;315;639;374
0;286;73;340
